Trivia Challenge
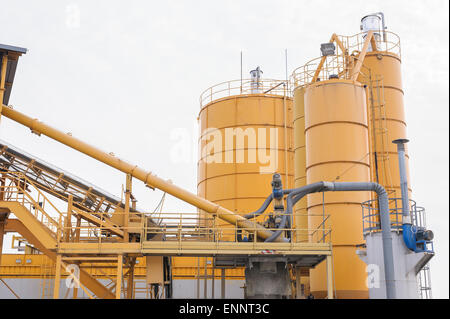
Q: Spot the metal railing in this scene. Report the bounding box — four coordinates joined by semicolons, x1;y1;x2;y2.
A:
291;31;401;88
291;53;357;88
0;172;63;235
362;197;433;298
200;78;290;108
336;31;401;58
1;170;332;251
361;197;422;234
0;142;136;216
143;211;331;245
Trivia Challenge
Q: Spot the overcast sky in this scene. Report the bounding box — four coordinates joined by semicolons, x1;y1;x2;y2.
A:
0;0;448;298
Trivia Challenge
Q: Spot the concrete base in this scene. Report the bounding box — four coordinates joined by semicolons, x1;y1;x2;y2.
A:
358;231;433;299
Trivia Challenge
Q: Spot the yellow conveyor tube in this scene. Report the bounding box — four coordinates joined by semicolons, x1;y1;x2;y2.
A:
1;106;280;242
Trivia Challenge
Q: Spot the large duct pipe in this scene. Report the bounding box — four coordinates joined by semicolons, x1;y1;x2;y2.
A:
0;106;281;242
393;138;420;253
263;181;396;298
323;182;396;299
393;139;411;222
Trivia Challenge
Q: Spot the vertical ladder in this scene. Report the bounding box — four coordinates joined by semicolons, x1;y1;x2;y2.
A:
133;278;150;299
40;256;55;299
412;206;433;299
368;74;395;194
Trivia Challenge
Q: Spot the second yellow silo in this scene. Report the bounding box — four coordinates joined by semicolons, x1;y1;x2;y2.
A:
197;85;294;240
305;79;371;298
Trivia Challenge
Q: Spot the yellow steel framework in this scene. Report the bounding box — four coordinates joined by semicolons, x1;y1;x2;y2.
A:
0;40;335;299
0;166;333;298
290;29;411;299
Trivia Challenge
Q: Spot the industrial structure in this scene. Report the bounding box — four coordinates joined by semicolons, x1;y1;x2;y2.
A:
0;13;434;299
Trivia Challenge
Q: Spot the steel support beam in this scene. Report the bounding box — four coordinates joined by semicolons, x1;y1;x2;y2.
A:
3;218;115;298
116;255;123;299
53;254;62;299
326;255;333;299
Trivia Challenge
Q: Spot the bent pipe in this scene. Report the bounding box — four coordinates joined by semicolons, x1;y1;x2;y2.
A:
265;183;329;242
244;194;273;219
244;189;293;220
263;181;396;299
265;189;311;242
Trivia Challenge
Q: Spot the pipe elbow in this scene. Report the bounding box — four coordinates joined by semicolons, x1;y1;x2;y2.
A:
322;181;334;191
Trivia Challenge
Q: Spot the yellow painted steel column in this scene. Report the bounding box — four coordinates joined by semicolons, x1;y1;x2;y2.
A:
326;255;333;299
293;86;307;242
126;258;135;299
64;195;73;242
305;79;370;299
53;254;62;299
0;54;7;119
124;174;131;243
0;220;4;268
116;255;123;299
0;106;279;242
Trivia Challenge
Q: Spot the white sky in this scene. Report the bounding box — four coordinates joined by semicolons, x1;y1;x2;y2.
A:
0;0;448;298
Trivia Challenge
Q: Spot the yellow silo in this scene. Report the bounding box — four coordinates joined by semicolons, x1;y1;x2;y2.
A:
357;48;412;200
197;73;294;240
292;85;311;297
305;79;371;298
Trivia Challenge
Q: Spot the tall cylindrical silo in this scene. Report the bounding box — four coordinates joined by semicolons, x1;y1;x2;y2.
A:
197;78;294;241
305;79;371;298
357;50;412;201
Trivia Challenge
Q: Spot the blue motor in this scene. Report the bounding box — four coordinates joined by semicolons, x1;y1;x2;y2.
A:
403;224;434;253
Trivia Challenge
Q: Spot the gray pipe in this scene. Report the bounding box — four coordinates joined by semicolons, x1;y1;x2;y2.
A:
375;12;387;42
244;189;294;220
261;181;396;298
393;139;411;222
323;182;396;299
244;194;273;219
264;183;327;242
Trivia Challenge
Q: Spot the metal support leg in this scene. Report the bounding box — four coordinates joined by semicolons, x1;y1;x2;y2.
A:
53;254;62;299
124;174;131;243
221;268;225;299
326;255;333;299
295;266;301;299
0;221;4;267
127;258;135;299
203;257;207;299
64;195;73;242
116;255;123;299
211;263;215;299
0;54;8;119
